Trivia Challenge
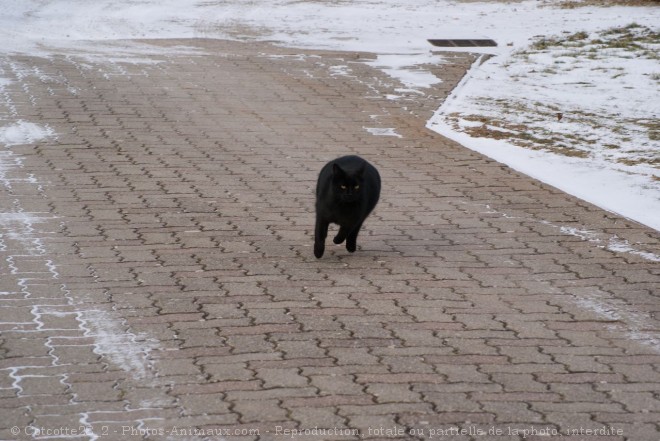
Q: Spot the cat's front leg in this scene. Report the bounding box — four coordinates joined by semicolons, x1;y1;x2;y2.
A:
346;222;363;253
314;218;329;258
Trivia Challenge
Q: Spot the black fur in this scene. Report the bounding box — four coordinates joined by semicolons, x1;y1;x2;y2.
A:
314;155;380;258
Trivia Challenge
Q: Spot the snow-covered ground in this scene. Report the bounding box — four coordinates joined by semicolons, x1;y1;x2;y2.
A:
0;0;658;230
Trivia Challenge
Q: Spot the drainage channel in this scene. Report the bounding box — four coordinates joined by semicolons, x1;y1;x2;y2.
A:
428;39;497;47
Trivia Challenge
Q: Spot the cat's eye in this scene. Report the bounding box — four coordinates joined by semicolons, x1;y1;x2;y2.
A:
340;185;347;189
354;185;360;190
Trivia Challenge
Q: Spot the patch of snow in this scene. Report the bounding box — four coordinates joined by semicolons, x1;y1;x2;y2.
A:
0;121;53;146
328;64;352;78
607;237;660;263
472;204;660;264
0;212;51;255
559;226;600;243
557;223;660;263
575;295;660;353
79;309;159;380
365;53;442;94
364;127;403;138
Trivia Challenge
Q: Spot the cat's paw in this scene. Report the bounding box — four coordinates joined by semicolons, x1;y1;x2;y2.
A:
314;242;325;258
333;227;348;244
346;241;357;253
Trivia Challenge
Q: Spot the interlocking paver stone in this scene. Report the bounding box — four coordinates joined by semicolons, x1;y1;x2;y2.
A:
0;37;658;441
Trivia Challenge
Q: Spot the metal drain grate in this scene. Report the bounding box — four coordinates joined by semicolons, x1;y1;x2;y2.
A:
428;39;497;47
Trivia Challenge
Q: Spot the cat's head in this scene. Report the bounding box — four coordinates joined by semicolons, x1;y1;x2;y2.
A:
332;162;364;203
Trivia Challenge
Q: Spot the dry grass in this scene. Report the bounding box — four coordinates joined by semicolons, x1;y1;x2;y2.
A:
530;23;658;55
446;112;592;158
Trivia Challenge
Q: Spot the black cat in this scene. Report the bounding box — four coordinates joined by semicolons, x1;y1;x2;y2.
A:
314;155;381;258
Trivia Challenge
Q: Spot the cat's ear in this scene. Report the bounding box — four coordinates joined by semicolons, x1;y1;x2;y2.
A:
332;163;345;177
356;161;366;177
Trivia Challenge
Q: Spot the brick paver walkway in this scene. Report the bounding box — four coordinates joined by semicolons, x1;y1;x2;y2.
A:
1;39;659;441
